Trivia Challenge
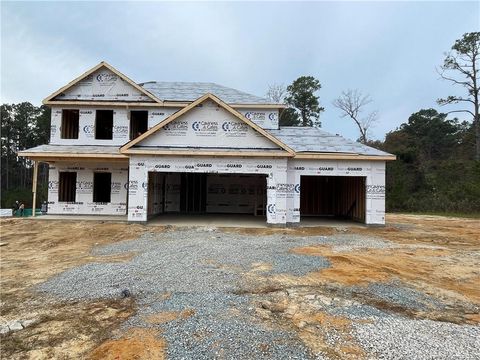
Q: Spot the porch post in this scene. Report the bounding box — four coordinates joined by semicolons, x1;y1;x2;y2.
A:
32;160;39;217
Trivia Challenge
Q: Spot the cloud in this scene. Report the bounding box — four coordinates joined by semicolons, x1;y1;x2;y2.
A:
1;1;478;138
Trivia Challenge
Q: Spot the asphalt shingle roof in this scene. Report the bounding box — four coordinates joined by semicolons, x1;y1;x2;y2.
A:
140;81;271;104
268;127;392;156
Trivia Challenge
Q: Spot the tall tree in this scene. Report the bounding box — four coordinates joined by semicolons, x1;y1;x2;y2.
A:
437;32;480;161
285;76;324;127
382;108;479;213
1;102;50;207
332;89;378;144
266;83;301;126
279;108;301;126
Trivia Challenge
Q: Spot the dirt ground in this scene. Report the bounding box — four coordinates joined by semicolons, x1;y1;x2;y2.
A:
0;214;479;359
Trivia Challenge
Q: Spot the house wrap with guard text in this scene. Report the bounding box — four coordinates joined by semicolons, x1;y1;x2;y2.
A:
18;62;395;225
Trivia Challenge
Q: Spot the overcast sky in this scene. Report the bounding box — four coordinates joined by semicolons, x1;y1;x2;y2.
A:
1;1;478;140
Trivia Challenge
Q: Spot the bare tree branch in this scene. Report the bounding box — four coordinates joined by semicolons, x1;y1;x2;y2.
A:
445;109;475;117
266;83;287;103
439;32;480;160
436;67;474;89
333;89;377;144
438;96;475;105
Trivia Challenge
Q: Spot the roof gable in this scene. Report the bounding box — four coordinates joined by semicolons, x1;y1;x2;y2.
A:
43;62;162;104
121;94;294;154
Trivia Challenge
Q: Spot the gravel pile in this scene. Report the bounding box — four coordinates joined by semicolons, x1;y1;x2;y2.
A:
123;292;316;359
352;316;480;360
326;234;397;252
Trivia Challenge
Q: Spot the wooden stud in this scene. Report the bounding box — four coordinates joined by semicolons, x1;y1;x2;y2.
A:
44;100;285;110
294;153;396;161
123;148;293;157
160;101;286;109
32;161;39;217
44;101;162;107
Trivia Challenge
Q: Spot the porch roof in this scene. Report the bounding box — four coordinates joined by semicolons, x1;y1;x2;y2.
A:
17;145;127;161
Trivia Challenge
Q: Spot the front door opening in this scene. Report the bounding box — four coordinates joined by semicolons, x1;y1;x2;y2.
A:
300;175;366;222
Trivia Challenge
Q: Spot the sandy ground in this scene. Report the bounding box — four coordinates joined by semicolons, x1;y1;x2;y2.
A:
0;214;479;359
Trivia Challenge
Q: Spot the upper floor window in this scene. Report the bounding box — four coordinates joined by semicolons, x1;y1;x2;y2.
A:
130;110;148;140
61;110;79;139
95;110;113;140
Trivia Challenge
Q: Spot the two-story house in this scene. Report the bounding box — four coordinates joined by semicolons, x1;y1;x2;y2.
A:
18;62;395;225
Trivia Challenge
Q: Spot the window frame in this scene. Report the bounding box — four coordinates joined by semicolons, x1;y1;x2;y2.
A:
61;109;80;139
93;172;112;203
95;110;114;140
58;172;77;202
129;110;149;140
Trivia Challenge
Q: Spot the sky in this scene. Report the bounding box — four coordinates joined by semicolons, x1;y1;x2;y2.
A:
1;1;479;141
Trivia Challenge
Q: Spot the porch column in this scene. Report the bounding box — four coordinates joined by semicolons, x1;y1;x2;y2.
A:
32;160;39;217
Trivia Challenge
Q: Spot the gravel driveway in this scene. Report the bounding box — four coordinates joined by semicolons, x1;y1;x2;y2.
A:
37;227;480;359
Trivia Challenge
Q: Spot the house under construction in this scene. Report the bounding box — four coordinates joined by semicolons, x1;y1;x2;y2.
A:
18;62;395;225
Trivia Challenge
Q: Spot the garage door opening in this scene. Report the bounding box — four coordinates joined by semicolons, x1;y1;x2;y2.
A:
147;172;267;221
300;176;366;223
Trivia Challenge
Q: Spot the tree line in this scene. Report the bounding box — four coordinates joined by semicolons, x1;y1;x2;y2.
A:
1;33;478;213
0;103;50;208
266;32;479;213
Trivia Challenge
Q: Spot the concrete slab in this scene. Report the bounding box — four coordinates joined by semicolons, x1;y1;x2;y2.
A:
31;215;128;222
147;214;364;229
20;213;365;229
147;214;268;228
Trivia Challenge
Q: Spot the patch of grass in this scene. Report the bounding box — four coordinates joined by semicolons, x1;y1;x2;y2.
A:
392;211;480;219
0;333;32;355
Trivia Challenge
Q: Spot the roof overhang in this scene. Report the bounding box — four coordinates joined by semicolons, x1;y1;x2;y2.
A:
43;100;286;110
122;148;293;157
17;151;128;162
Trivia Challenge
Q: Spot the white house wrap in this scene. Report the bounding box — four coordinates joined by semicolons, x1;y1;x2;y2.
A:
19;62;395;225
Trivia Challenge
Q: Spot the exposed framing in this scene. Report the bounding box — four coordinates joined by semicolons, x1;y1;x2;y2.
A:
124;149;293;157
161;101;286;109
17;152;128;161
45;100;285;109
120;93;295;155
294;153;396;161
18;150;395;162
